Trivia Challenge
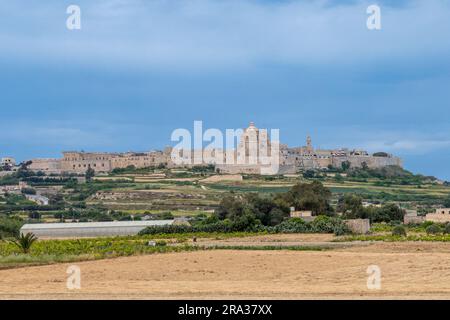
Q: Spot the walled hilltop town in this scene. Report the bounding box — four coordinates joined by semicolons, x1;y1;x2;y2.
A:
22;122;402;175
4;123;450;300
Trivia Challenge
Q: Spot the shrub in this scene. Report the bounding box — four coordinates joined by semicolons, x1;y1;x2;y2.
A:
426;224;442;235
0;217;23;239
444;224;450;234
421;220;435;228
311;215;348;234
370;204;405;223
9;232;38;254
139;217;262;235
139;215;351;236
332;223;351;236
392;225;407;236
273;216;350;235
21;187;36;195
272;218;311;233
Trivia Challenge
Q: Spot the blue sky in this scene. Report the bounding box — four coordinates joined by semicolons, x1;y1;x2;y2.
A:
1;0;450;179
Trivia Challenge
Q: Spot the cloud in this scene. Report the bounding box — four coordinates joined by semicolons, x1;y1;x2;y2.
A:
365;139;450;154
0;0;449;70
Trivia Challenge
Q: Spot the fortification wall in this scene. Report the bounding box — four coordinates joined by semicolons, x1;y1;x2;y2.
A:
332;155;402;169
110;152;168;169
61;152;113;173
28;159;62;174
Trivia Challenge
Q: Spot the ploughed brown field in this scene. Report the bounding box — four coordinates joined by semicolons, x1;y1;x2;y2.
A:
2;237;450;299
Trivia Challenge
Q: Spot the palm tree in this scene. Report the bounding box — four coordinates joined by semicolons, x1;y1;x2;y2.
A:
10;232;38;254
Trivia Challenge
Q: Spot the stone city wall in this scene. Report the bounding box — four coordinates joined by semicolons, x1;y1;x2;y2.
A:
28;158;62;174
332;155;402;169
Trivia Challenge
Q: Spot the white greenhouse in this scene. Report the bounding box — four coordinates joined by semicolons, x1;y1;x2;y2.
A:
20;220;174;238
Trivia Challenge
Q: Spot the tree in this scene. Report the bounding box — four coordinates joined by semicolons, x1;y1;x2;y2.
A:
49;193;65;207
373;152;388;157
28;211;41;220
302;170;315;179
214;195;246;221
214;193;289;227
85;166;95;182
277;181;333;216
337;194;366;219
0;216;23;238
361;162;369;170
443;195;450;208
246;194;289;226
334;173;344;183
370;204;405;223
21;187;36;195
10;232;38;254
341;161;351;172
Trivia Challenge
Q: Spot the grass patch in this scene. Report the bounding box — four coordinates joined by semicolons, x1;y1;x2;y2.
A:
0;253;96;270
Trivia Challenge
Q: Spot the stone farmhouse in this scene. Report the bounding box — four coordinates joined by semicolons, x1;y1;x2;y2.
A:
426;208;450;223
27;122;402;175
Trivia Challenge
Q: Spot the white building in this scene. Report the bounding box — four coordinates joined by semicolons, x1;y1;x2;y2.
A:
20;220;175;238
1;157;16;167
24;194;49;206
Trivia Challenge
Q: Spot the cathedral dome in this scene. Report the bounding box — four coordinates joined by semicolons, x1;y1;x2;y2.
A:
246;121;259;133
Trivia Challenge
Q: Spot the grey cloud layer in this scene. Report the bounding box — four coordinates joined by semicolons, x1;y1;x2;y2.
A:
1;0;449;69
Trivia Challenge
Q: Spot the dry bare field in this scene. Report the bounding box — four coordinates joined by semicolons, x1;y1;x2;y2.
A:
2;240;450;299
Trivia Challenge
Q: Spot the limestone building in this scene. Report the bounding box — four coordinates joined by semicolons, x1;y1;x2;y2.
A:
1;157;16;167
26;122;403;175
426;208;450;223
28;158;61;174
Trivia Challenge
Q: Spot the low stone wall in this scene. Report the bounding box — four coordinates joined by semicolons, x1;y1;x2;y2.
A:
425;214;450;223
404;215;425;224
344;219;370;234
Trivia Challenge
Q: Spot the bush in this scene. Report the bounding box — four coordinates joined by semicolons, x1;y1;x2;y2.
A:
370;204;405;223
311;215;349;234
444;224;450;234
139;217;263;235
332;222;351;236
139;215;351;236
421;221;435;229
21;187;36;195
0;217;23;239
392;225;407;236
426;224;442;235
272;218;310;233
265;216;349;235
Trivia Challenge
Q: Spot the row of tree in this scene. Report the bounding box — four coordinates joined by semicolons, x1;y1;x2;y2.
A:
214;181;407;227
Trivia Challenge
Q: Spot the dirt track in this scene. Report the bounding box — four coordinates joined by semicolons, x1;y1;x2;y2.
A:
2;241;450;299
